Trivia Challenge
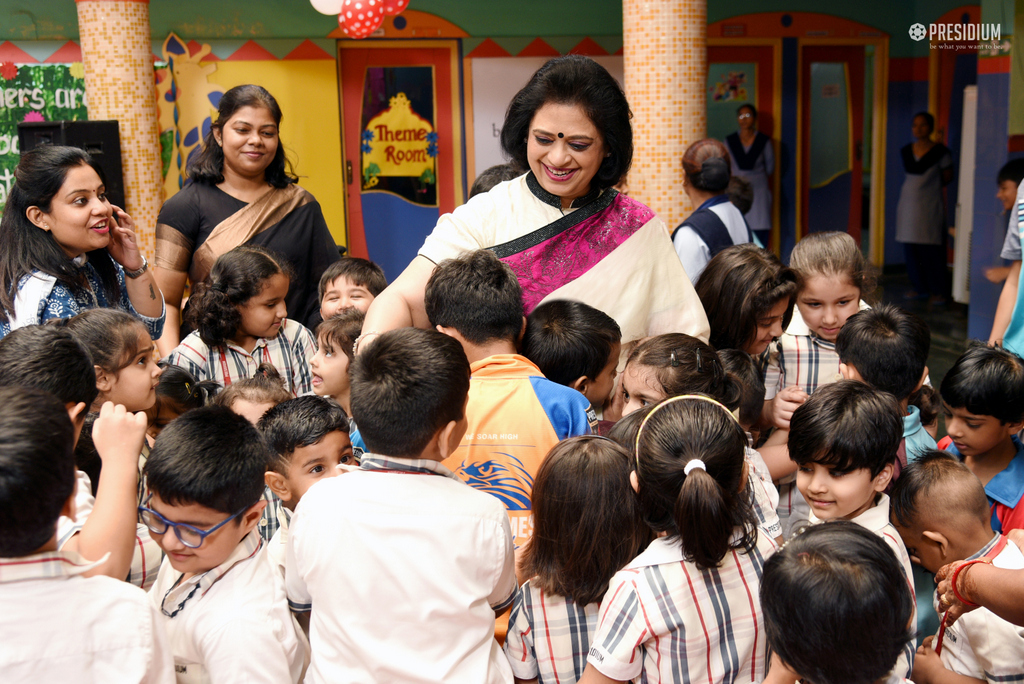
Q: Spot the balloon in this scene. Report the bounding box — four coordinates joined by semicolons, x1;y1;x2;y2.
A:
310;0;344;15
382;0;408;16
340;0;385;39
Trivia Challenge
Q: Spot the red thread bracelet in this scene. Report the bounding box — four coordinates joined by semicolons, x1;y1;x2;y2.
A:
950;559;991;607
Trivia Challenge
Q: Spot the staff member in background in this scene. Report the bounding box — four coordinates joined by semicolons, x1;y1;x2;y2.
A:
725;103;774;246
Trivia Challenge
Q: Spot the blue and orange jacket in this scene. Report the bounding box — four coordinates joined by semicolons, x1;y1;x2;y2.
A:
443;354;596;550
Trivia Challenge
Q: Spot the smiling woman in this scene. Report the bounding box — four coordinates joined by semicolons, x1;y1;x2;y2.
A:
153;85;339;356
0;145;165;340
360;55;709;361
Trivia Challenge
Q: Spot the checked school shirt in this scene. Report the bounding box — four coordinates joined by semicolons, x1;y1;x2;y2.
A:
587;532;777;683
165;318;316;396
504;580;600;684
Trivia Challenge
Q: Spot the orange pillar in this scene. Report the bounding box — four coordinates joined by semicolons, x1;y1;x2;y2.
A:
622;0;706;228
75;0;161;256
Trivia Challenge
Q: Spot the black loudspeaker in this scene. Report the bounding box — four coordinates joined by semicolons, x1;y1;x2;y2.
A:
17;120;125;211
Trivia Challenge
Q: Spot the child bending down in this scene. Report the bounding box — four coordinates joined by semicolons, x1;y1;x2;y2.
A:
760;521;916;684
504;436;651;683
580;395;778;683
891;451;1024;684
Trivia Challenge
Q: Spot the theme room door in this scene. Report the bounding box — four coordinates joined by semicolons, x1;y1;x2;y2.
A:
338;40;464;281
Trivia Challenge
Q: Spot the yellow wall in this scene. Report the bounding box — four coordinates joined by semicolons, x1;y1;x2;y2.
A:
208;60;347;248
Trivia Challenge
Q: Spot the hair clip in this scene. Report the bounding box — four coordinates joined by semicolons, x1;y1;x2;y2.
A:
670;350;679;367
696;349;704;372
184;382;191;394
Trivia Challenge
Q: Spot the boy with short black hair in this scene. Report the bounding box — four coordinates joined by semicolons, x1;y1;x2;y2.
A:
988;159;1024;284
258;395;354;574
521;299;621;411
143;406;305;682
0;324;160;588
890;451;1024;684
0;386;174;681
318;256;387;320
836;303;936;463
789;379;916;676
425;250;595;553
940;345;1024;533
760;521;916;684
286;328;517;683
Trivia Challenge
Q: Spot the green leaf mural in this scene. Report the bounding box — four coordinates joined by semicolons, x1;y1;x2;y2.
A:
0;64;89;210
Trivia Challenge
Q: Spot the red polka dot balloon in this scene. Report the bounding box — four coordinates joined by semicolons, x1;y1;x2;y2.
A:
382;0;409;16
339;0;384;39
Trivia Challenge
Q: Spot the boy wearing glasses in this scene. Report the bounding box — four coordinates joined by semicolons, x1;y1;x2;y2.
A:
142;405;306;683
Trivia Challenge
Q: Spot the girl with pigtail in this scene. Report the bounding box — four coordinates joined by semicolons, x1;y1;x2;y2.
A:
165;245;316;396
618;333;782;543
580;395;777;684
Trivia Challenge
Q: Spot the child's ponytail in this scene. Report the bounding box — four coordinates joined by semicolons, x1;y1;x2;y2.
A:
156;363;220;409
187;280;240;348
634;395;757;570
185;245;293;347
674;464;734;569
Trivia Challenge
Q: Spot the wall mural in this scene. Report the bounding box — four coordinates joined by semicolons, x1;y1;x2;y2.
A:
155;33;224;201
0;63;88;210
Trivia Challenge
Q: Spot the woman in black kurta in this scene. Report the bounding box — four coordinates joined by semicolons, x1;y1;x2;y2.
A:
153;85;338;353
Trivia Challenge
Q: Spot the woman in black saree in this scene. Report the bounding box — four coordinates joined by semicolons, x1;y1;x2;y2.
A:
153;85;339;354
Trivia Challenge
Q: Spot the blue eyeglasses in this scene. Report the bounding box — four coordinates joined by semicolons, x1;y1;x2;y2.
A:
138;496;248;549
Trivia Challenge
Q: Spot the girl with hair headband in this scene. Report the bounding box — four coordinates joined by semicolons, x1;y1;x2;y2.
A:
580;394;777;684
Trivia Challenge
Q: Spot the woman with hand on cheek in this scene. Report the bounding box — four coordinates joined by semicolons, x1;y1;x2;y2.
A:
0;145;164;339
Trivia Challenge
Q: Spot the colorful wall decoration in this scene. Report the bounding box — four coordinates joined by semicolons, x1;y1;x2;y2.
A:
0;62;87;210
706;62;756;142
155;33;223;201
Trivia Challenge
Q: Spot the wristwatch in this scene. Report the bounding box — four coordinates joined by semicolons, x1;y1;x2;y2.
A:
124;255;149;279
